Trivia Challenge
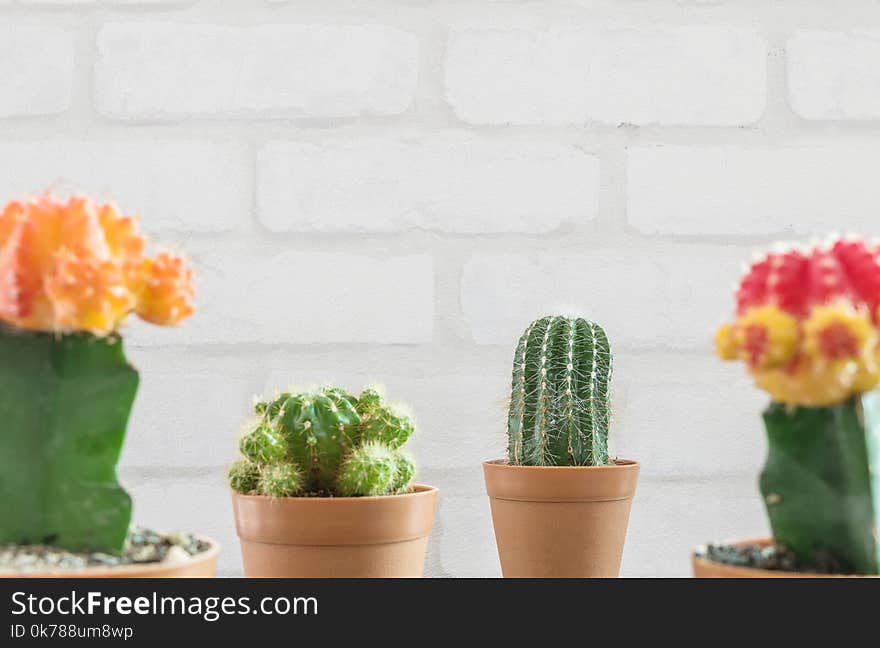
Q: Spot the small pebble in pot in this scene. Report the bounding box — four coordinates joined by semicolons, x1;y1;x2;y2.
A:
697;542;845;574
0;526;209;573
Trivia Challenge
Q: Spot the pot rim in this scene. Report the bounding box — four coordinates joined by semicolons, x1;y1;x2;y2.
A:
482;458;638;471
231;484;438;546
483;458;639;502
0;534;220;578
230;483;438;504
691;537;879;578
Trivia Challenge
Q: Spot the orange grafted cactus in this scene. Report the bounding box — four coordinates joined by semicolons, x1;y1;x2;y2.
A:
717;238;880;406
136;251;195;326
0;194;194;336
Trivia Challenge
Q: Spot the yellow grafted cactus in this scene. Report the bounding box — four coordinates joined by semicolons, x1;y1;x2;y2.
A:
734;305;800;370
716;240;880;406
716;239;880;575
714;323;739;361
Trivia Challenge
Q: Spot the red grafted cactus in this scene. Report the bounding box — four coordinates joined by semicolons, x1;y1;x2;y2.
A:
717;238;880;406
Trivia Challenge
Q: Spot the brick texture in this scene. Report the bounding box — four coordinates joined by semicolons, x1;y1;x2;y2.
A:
445;26;766;125
95;23;419;119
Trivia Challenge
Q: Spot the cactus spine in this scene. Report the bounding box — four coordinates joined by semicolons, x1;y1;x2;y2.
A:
229;385;417;497
508;315;612;466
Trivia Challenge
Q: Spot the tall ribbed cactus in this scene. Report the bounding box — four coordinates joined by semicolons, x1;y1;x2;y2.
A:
508;315;612;466
229;385;417;497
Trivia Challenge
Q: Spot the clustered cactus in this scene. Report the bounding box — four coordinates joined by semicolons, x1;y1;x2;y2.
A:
508;315;613;466
229;385;416;497
717;238;880;574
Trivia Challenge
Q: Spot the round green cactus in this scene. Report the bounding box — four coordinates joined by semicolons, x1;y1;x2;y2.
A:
258;462;303;497
392;452;416;493
228;459;260;494
230;385;418;497
357;393;415;449
240;423;286;464
336;441;398;496
275;389;361;491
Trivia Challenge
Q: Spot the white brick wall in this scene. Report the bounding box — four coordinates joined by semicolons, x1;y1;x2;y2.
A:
258;137;598;232
0;1;873;578
0;26;74;116
461;244;747;349
95;23;419;119
445;26;767;125
628;143;880;235
132;247;435;345
787;30;880;120
0;140;248;232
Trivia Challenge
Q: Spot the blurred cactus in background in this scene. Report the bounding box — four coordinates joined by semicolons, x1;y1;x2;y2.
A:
507;315;613;467
0;194;194;554
229;385;417;497
0;194;193;336
716;238;880;406
717;238;880;574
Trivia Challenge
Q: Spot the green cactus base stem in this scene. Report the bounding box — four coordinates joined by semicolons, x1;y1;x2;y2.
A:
0;326;138;554
761;393;880;574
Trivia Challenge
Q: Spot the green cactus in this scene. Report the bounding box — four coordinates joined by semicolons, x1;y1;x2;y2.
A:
336;441;398;497
258;462;304;497
392;452;416;494
229;385;418;497
358;394;415;449
240;423;286;464
760;393;880;574
0;327;138;554
507;315;612;466
228;459;260;494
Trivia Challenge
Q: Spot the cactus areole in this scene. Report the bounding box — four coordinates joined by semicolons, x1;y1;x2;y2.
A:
229;386;418;498
0;194;194;555
508;315;612;467
716;238;880;574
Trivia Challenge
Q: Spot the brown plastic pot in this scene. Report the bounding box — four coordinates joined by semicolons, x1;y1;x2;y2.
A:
231;484;438;578
483;459;639;578
0;536;219;578
692;537;879;578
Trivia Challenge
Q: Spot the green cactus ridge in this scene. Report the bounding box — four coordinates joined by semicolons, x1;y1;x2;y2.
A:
230;385;418;497
508;315;612;467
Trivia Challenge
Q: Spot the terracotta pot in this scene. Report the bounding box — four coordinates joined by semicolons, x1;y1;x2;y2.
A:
692;537;879;578
483;459;639;578
231;484;438;578
0;536;219;578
